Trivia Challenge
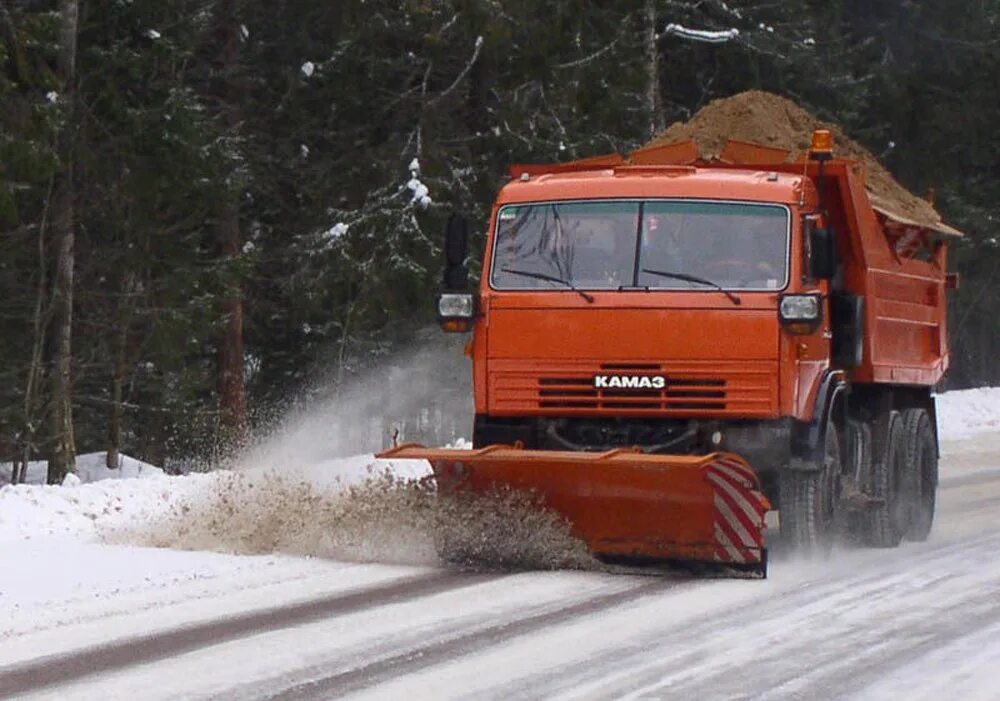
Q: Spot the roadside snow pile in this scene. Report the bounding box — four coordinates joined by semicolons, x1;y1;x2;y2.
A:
0;471;207;544
0;454;413;546
0;453;592;570
0;451;162;486
936;387;1000;441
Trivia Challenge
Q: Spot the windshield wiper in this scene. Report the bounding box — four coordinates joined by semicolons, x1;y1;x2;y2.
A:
641;268;741;306
501;267;594;303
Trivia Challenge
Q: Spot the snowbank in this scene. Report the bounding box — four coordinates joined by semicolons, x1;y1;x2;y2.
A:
0;470;210;544
936;387;1000;442
0;452;431;545
0;451;162;486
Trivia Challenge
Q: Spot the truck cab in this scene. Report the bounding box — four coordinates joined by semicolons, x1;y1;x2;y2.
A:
455;165;830;481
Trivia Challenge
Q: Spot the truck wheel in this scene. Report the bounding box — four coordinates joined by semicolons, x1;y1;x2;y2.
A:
844;419;873;541
779;423;841;554
865;411;908;547
903;408;937;542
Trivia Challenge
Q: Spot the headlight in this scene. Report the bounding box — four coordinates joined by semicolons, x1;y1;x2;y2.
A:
438;293;475;319
779;294;821;322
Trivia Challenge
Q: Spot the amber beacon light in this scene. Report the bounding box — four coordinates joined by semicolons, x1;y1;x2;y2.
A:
809;129;834;160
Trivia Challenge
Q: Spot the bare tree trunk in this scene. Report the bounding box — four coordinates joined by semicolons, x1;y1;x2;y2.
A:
978;312;993;386
0;2;29;85
644;0;664;138
211;0;248;442
15;178;56;485
11;460;21;485
46;0;79;485
107;273;135;469
218;204;248;438
335;299;357;389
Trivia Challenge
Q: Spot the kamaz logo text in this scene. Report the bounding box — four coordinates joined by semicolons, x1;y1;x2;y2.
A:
593;375;666;390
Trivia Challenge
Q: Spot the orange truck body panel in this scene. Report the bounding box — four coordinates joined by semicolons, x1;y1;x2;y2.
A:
403;138;955;573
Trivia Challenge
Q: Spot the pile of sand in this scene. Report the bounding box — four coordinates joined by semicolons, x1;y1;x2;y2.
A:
644;91;944;229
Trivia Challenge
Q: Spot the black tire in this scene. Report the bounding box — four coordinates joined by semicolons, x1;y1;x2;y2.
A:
865;411;908;547
779;422;841;554
844;419;873;541
902;408;937;542
846;419;873;490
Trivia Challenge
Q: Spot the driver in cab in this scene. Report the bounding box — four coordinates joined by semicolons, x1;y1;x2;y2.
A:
641;212;782;290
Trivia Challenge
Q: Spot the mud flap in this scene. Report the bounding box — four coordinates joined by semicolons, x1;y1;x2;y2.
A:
377;444;771;574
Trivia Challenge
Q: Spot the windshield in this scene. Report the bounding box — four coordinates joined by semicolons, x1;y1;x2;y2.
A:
490;200;789;291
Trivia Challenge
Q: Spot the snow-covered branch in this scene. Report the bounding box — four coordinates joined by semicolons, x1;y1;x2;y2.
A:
299;41;353;80
555;15;631;69
662;24;740;44
427;36;484;106
406;158;432;209
316;159;433;252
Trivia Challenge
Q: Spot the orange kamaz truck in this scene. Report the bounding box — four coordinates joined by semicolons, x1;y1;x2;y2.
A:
380;131;959;576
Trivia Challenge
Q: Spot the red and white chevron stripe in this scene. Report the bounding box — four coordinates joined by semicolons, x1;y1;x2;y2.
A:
705;455;770;565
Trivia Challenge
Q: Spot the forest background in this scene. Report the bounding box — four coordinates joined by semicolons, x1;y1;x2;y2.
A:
2;0;998;482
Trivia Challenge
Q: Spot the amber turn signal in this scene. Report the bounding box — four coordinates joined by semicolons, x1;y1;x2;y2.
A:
787;322;818;336
441;319;472;333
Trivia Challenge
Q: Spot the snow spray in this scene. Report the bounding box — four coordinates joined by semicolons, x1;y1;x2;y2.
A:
105;334;596;570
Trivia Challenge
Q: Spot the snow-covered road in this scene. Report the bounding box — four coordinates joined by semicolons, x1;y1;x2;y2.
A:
2;396;1000;699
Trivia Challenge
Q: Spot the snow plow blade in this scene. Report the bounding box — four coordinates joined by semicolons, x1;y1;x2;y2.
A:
377;444;770;574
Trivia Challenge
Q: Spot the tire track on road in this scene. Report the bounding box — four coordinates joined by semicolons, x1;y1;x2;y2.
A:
616;566;1000;700
791;587;1000;701
938;467;1000;490
940;492;1000;517
489;529;1000;701
0;571;495;698
269;577;691;700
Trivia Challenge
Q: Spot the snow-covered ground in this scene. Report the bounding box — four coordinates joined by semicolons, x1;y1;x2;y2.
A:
0;450;163;486
935;386;1000;439
1;387;999;699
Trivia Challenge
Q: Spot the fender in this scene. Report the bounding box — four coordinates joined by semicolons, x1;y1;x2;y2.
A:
790;369;847;469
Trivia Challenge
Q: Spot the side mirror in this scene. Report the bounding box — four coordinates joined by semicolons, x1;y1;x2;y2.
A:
444;214;469;290
807;219;837;281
